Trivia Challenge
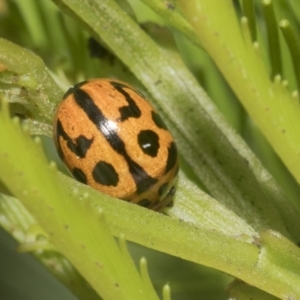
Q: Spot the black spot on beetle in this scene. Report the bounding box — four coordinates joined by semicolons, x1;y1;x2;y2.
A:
165;142;178;174
137;199;152;207
92;161;119;186
136;176;158;194
138;130;159;157
151;111;168;130
110;81;141;121
56;120;93;158
74;135;94;157
72;168;87;184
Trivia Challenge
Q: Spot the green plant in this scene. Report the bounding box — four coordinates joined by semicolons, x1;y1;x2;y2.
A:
1;0;300;299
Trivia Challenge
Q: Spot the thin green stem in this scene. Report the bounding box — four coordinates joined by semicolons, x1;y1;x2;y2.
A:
14;0;48;47
288;0;300;22
162;285;171;300
279;19;300;91
242;0;257;41
262;0;282;78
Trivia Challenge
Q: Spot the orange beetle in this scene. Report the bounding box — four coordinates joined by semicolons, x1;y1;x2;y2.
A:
53;79;178;211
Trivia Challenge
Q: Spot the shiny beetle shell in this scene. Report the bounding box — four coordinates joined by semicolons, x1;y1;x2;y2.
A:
53;79;179;211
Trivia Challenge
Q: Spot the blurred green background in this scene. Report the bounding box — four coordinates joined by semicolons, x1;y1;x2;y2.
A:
0;0;299;299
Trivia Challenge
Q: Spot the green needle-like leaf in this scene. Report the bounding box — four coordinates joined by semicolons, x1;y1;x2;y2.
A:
262;0;282;78
279;19;300;91
242;0;257;41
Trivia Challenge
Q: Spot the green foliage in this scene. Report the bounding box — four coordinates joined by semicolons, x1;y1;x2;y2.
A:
0;0;300;299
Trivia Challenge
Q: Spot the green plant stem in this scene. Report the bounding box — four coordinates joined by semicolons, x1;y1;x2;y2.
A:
241;0;257;41
178;0;300;190
0;194;101;300
162;285;171;300
288;0;300;21
13;0;48;47
246;119;300;208
262;0;282;78
279;19;300;91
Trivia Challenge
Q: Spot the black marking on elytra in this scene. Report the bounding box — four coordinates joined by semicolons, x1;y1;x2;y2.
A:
136;176;157;194
158;182;169;196
74;135;94;157
55;120;65;160
56;119;93;158
138;130;159;157
63;81;88;100
72;87;157;193
151;111;168;130
72;168;87;184
92;161;119;186
165;142;178;174
110;81;141;121
137;199;152;207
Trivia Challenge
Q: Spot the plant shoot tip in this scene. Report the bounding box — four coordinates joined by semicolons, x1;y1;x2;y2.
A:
262;0;271;6
241;16;248;24
33;136;41;144
49;161;57;170
274;74;281;83
279;19;289;28
292;91;299;99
